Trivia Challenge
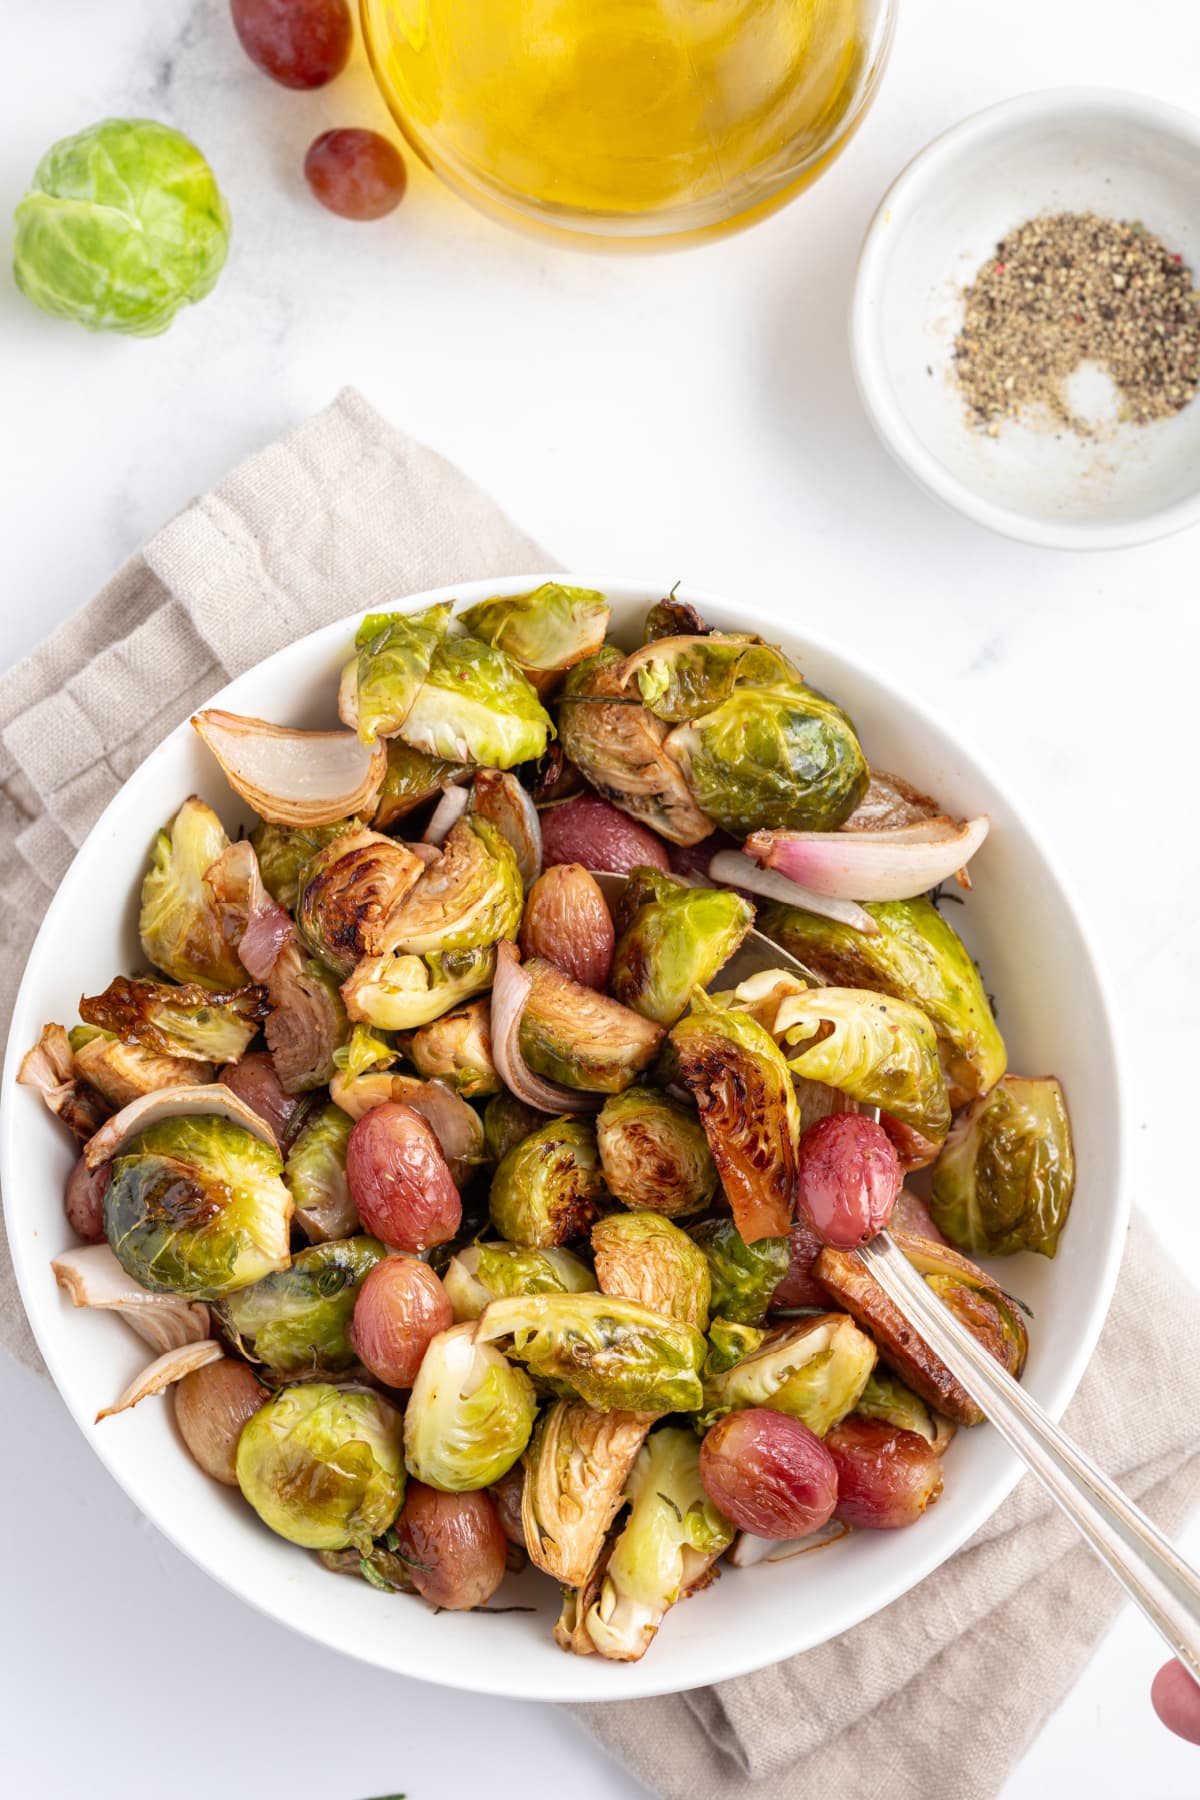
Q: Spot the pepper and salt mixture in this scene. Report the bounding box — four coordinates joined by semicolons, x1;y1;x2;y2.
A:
954;211;1200;436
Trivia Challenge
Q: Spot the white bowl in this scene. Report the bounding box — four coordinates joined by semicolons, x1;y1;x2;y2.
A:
850;89;1200;549
1;576;1126;1699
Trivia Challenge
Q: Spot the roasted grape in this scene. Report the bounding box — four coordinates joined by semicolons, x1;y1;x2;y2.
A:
770;1215;827;1311
349;1254;453;1387
796;1112;901;1249
304;129;408;221
825;1415;944;1529
699;1408;838;1539
539;791;670;876
229;0;352;90
519;863;614;990
65;1154;109;1242
392;1481;508;1610
346;1103;461;1252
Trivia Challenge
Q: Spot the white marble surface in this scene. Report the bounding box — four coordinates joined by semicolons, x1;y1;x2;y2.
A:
3;0;1200;1795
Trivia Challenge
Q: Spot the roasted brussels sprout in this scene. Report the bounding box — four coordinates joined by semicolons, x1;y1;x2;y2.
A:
371;742;466;831
297;829;426;976
341;603;452;744
475;1293;707;1416
284;1100;358;1242
443;1242;597;1322
697;1313;877;1434
236;1383;404;1551
79;976;267;1065
620;633;801;724
398;634;552;768
670;999;801;1242
522;1400;650;1586
815;1230;1029;1427
930;1075;1075;1258
690;1219;790;1327
641;594;711;642
219;1236;385;1375
776;988;951;1142
664;682;868;836
374;816;523;958
482;1090;543;1164
855;1370;939;1446
342;943;496;1031
610;868;753;1027
250;817;361;911
404;999;498;1098
265;935;348;1092
489;1116;608;1248
704;1317;766;1375
139;797;248;990
518;957;665;1094
572;1427;733;1661
403;1321;537;1490
760;897;1007;1105
105;1112;292;1298
595;1086;716;1217
459;583;610;694
557;648;713;847
592;1211;711;1330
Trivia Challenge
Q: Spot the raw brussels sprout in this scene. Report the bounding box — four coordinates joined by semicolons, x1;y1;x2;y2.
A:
398;634;552;768
371;742;466;831
489;1116;608;1248
574;1426;734;1662
855;1370;938;1445
482;1090;543;1164
522;1399;650;1586
79;975;267;1064
443;1242;597;1322
690;1219;790;1327
220;1236;385;1374
139;798;248;990
620;633;802;724
704;1317;766;1375
930;1075;1075;1258
105;1112;292;1298
697;1313;877;1433
475;1293;707;1415
595;1086;717;1217
592;1211;711;1330
266;938;349;1092
250;818;361;911
376;816;523;957
664;682;868;835
342;943;496;1031
458;583;610;692
344;603;452;744
284;1101;357;1242
670;999;801;1242
236;1383;404;1552
760;897;1007;1104
519;958;665;1094
405;999;498;1098
611;868;753;1027
14;119;230;337
403;1321;537;1490
297;830;425;976
776;988;951;1140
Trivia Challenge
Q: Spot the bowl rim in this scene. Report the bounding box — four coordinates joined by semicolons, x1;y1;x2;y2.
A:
849;84;1200;551
0;573;1130;1699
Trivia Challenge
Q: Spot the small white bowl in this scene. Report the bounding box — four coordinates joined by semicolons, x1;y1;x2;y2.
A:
851;88;1200;549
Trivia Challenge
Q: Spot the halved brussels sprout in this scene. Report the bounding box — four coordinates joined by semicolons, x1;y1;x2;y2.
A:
398;634;552;768
611;868;753;1027
641;593;711;642
342;944;497;1031
475;1293;707;1415
403;1321;537;1490
404;999;498;1098
690;1219;790;1327
815;1230;1028;1427
72;1030;213;1107
930;1075;1075;1259
332;1022;397;1083
459;583;610;694
297;830;426;976
595;1086;716;1218
619;633;802;724
219;1236;385;1374
670;999;801;1243
285;1101;358;1242
760;897;1007;1105
518;957;665;1094
522;1399;650;1586
489;1116;608;1248
776;988;951;1141
79;976;267;1064
557;648;713;847
664;682;868;836
266;935;348;1092
250;818;362;911
592;1212;711;1330
443;1242;597;1322
105;1111;293;1299
236;1383;404;1551
371;742;467;831
704;1317;766;1375
482;1090;544;1164
139;798;248;990
855;1370;939;1445
341;602;452;744
697;1313;877;1433
574;1426;733;1662
373;816;522;958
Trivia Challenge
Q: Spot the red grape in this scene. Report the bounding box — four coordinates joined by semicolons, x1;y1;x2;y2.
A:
488;1465;527;1549
304;129;408;221
65;1155;109;1242
890;1188;948;1245
349;1254;453;1387
699;1409;839;1539
220;1051;309;1148
346;1103;461;1252
539;792;670;876
392;1482;508;1610
825;1415;944;1530
796;1113;901;1249
229;0;352;90
771;1216;828;1311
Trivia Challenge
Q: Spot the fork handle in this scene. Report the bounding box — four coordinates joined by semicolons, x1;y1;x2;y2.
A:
858;1231;1200;1683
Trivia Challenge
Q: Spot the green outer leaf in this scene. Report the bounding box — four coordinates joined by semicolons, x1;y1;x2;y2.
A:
458;583;610;674
612;871;753;1027
690;1219;789;1326
236;1383;404;1552
352;603;453;744
398;634;552;767
778;987;951;1138
475;1293;707;1415
929;1075;1075;1257
220;1236;386;1374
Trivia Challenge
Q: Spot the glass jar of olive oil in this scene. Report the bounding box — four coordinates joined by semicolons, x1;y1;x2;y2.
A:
359;0;894;246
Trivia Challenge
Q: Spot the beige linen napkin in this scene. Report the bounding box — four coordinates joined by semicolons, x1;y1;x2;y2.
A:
0;392;1195;1800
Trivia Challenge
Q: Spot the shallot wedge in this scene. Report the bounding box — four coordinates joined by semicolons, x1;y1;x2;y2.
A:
204;838;293;979
743;817;990;904
84;1082;281;1171
51;1243;210;1353
422;783;470;846
96;1339;223;1422
192;710;386;828
470;769;543;889
708;851;880;936
491;941;602;1115
19;1023;111;1140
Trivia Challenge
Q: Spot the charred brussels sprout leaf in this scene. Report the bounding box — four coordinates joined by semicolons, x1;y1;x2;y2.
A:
444;1242;597;1322
79;975;267;1063
690;1219;789;1327
403;1321;537;1490
522;1400;650;1586
345;603;452;744
776;988;951;1140
482;1090;544;1165
642;594;712;642
284;1101;357;1242
592;1211;711;1330
398;634;552;768
620;633;802;724
489;1116;608;1248
342;943;497;1032
611;868;753;1027
930;1075;1075;1258
251;818;362;912
297;830;425;976
219;1236;385;1374
459;583;610;692
519;957;665;1094
405;998;499;1098
105;1113;292;1299
698;1313;877;1434
476;1293;707;1416
139;798;248;990
595;1086;717;1217
372;816;523;958
371;741;467;831
236;1383;404;1552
